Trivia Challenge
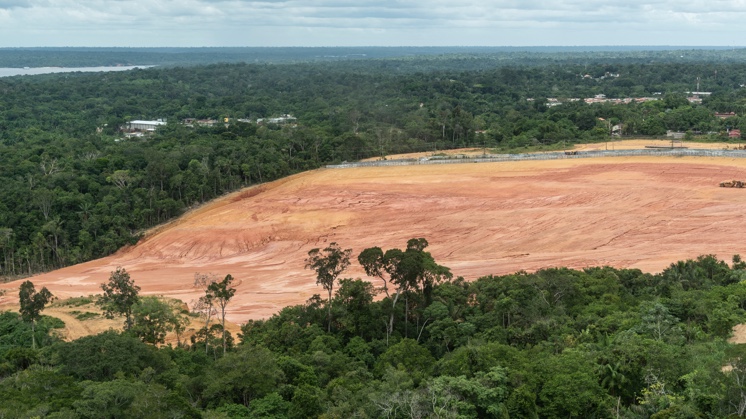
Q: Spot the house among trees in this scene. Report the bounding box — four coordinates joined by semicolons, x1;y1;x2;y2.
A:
182;118;219;127
256;114;297;125
122;120;167;137
729;129;742;139
126;120;167;131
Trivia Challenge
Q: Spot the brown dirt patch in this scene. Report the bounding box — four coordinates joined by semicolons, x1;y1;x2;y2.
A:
4;153;746;324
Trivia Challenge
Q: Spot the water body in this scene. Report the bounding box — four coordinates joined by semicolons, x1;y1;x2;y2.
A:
0;65;154;78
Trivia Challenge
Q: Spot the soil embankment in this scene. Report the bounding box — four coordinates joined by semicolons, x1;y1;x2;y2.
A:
3;142;746;323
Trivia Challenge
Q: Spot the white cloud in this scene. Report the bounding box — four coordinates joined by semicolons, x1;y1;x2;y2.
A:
1;0;746;46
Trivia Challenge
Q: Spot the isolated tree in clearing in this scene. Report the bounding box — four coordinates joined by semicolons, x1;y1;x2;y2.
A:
305;242;352;332
193;272;219;354
131;296;182;345
18;280;53;349
207;274;236;355
97;266;140;330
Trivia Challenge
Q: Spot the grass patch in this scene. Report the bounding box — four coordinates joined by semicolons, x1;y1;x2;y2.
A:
74;312;99;321
56;296;96;308
39;315;65;329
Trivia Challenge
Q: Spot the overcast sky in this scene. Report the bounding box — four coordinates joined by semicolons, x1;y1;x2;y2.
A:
1;0;745;47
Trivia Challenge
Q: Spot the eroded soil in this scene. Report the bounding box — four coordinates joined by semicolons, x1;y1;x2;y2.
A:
3;149;746;324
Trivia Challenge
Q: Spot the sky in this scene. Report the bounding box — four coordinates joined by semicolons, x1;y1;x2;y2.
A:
0;0;745;47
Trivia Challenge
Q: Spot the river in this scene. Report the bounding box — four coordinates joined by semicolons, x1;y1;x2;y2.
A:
0;65;154;78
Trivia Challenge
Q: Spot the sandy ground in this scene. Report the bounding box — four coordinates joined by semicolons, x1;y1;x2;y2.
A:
3;140;746;326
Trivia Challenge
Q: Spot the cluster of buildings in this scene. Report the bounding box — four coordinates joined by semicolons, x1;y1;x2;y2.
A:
541;90;721;108
580;72;621;80
120;114;297;137
541;94;661;108
122;119;167;138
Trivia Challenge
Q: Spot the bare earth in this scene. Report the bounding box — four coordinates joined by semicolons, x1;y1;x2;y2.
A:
3;140;746;326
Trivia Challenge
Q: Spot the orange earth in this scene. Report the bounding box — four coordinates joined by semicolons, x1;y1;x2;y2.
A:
3;140;746;325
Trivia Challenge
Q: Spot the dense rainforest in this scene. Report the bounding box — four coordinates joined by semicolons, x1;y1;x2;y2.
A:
3;48;746;418
2;48;746;277
2;248;746;418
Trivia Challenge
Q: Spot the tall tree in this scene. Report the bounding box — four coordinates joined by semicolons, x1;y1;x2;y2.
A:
130;296;178;345
305;242;352;332
193;272;219;354
359;238;451;344
207;274;236;355
97;266;140;330
18;280;53;349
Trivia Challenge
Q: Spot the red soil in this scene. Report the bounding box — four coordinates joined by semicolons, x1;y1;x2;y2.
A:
3;155;746;323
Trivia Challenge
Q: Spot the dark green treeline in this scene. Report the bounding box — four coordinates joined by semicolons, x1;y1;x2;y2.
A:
3;253;746;417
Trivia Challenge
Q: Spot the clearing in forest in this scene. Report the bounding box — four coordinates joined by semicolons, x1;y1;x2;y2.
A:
3;140;746;323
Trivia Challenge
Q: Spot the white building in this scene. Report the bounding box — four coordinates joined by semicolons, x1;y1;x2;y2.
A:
256;114;297;125
127;120;167;131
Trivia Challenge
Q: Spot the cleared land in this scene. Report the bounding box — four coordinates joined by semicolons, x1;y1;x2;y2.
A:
3;141;746;324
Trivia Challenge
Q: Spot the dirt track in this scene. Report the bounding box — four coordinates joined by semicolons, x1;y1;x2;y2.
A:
4;149;746;322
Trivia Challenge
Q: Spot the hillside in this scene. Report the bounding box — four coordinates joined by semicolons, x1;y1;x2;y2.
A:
2;142;745;322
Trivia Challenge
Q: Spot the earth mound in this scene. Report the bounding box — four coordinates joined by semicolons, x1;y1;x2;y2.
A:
3;152;746;322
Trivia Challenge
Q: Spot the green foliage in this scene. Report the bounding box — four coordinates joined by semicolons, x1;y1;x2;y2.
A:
72;311;98;321
71;379;199;418
305;242;352;332
203;344;284;407
3;52;746;280
130;296;179;345
288;384;323;419
333;278;377;339
97;266;140;330
248;393;291;418
427;367;511;418
213;403;251;418
56;296;95;307
537;350;611;417
0;311;60;363
4;243;746;417
376;338;435;385
7;47;746;416
0;365;81;417
18;280;53;349
53;330;170;381
18;281;53;324
206;274;236;355
359;238;452;342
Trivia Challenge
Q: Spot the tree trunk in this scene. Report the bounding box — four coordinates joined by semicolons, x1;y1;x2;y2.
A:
204;302;213;354
221;306;227;355
327;289;333;333
387;291;401;345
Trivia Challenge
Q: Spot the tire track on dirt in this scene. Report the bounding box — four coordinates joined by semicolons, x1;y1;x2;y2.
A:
44;309;94;341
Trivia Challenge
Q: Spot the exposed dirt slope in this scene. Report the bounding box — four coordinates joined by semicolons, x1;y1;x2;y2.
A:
4;153;746;323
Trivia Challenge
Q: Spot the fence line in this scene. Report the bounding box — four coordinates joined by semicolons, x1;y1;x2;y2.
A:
326;149;746;169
